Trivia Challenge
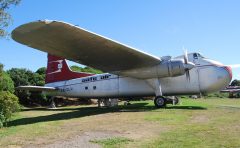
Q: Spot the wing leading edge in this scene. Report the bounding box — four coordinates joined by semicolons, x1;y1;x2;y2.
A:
12;20;161;72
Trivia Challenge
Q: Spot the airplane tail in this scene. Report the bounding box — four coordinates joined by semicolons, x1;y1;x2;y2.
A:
46;54;94;84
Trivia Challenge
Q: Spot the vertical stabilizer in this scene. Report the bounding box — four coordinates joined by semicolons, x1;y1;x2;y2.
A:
46;54;94;83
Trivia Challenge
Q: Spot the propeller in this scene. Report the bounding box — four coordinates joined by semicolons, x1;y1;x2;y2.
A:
183;49;195;82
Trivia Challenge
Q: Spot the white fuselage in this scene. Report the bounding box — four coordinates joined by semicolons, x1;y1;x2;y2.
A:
45;53;231;98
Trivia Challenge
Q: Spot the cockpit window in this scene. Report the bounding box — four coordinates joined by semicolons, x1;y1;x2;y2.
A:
197;53;205;58
193;53;205;59
193;53;198;59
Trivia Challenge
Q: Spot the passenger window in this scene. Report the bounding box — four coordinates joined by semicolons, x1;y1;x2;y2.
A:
93;86;96;90
85;86;88;90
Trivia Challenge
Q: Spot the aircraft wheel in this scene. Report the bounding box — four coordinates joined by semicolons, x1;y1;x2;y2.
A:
173;96;179;105
154;96;166;108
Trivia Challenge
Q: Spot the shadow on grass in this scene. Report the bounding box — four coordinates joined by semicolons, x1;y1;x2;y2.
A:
8;103;206;127
165;106;207;110
21;103;151;112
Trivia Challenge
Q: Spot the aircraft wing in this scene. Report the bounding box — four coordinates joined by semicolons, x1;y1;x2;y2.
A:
16;86;57;92
12;20;161;72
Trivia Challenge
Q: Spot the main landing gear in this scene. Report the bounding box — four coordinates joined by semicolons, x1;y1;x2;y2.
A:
146;78;179;108
154;96;179;108
154;96;166;108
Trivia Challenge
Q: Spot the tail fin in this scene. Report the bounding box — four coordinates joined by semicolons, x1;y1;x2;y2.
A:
46;54;94;84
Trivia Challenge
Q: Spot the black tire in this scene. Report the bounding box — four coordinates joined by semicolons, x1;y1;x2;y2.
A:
154;96;166;108
174;96;179;105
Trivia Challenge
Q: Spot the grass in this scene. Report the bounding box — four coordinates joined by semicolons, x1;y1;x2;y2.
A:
90;137;133;148
139;98;240;148
0;97;240;147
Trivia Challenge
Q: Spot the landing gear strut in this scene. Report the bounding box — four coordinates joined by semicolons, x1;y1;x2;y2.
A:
154;96;166;108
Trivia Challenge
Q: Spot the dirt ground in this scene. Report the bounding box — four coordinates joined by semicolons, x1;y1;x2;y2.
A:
2;99;240;148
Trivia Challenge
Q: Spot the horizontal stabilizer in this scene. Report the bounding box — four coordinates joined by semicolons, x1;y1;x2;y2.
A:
16;86;57;92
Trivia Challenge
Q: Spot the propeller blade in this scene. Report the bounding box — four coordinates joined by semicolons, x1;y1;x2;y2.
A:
183;48;188;64
182;49;192;82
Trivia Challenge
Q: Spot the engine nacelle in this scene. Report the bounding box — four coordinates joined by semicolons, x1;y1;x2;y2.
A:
118;59;187;79
158;59;186;77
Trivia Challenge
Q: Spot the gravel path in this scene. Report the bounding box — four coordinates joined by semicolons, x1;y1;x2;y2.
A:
26;131;122;148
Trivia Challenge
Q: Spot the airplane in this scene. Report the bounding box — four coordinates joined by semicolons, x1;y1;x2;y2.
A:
12;20;233;108
220;86;240;98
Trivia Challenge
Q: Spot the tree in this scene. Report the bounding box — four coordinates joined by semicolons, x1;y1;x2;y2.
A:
35;67;46;86
70;65;103;74
36;67;46;76
70;65;83;72
0;72;14;93
7;68;32;87
7;68;35;105
0;64;20;127
0;64;14;93
0;63;3;74
82;66;103;74
7;68;47;106
0;63;3;90
0;0;21;37
0;91;20;127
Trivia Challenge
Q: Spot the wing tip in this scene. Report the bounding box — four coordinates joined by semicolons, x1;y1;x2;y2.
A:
12;19;56;43
11;19;69;39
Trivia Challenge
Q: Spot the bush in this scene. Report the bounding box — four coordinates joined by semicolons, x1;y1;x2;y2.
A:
0;112;4;127
7;68;46;106
0;91;20;127
29;92;48;106
0;72;15;93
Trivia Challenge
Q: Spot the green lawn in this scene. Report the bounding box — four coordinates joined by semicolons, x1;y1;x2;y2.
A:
0;97;240;148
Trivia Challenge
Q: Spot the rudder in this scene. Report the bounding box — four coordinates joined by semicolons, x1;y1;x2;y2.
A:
46;54;94;84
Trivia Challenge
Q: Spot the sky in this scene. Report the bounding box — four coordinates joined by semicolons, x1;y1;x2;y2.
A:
1;0;240;80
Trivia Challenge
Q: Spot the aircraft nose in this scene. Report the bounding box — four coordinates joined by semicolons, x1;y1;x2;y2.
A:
223;66;232;81
199;65;232;93
217;66;232;90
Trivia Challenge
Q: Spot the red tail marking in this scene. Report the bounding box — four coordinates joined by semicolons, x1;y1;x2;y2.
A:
46;54;94;83
224;66;232;80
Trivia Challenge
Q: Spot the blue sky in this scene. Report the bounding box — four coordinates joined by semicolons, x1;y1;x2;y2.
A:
1;0;240;80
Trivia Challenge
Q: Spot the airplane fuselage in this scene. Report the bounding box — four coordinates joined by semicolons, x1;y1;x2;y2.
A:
45;53;231;98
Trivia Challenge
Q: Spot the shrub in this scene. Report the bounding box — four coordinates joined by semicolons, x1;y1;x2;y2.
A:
0;72;15;93
7;68;46;106
0;112;4;127
0;91;20;127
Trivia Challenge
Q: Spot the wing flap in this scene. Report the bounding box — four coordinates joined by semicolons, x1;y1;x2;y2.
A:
12;20;161;72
